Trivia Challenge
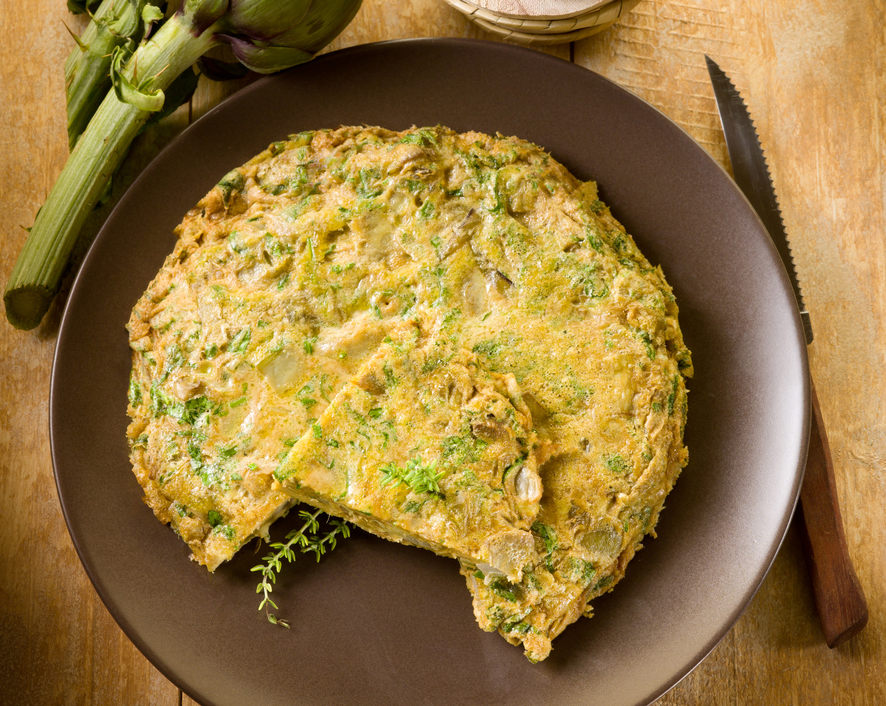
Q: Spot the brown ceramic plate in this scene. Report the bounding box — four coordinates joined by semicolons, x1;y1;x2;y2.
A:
51;39;809;706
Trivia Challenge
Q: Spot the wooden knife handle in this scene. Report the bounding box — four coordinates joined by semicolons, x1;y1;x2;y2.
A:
799;381;868;648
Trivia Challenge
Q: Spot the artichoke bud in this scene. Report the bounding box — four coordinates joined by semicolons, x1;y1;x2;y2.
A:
183;0;229;34
224;0;312;40
225;37;313;74
270;0;362;54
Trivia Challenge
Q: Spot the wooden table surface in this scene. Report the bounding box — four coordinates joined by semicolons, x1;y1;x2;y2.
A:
1;1;883;703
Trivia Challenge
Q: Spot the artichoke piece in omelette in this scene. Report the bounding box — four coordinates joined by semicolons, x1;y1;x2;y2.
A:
126;125;692;660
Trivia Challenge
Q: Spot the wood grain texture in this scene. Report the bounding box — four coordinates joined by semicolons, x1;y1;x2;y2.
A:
0;2;174;705
1;0;883;704
576;1;885;703
732;2;885;702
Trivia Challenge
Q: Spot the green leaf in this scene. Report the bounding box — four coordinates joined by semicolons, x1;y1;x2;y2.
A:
141;3;163;25
143;66;199;130
531;521;557;571
110;45;165;112
489;578;518;602
228;327;252;353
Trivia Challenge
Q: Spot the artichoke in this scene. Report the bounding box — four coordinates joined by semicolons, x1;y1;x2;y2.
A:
5;0;362;330
64;0;151;148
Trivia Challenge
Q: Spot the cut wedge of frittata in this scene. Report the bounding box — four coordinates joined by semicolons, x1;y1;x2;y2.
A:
274;331;542;582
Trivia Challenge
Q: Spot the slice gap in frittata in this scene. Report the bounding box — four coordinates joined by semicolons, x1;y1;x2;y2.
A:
273;333;544;583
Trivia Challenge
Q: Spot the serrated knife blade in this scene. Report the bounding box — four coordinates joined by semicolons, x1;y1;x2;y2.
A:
705;55;813;344
706;55;868;648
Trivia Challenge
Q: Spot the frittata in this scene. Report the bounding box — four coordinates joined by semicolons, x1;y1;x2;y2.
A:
126;125;692;659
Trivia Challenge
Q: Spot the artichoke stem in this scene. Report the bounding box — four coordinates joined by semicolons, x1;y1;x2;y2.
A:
64;0;146;148
4;13;218;330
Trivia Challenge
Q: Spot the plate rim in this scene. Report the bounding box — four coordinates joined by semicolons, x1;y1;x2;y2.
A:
49;36;810;706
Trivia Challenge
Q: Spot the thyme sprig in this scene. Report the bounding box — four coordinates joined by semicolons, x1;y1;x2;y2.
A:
251;507;351;628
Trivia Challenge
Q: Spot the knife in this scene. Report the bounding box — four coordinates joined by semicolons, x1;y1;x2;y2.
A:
706;56;868;648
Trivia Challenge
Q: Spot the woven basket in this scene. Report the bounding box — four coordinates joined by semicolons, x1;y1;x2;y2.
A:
444;0;642;45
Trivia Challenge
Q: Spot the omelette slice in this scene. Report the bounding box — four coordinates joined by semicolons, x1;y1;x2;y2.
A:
274;333;543;582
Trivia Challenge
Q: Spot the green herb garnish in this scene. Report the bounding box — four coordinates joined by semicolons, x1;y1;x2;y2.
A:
379;458;444;497
251;508;351;627
229;327;251;353
531;521;557;571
